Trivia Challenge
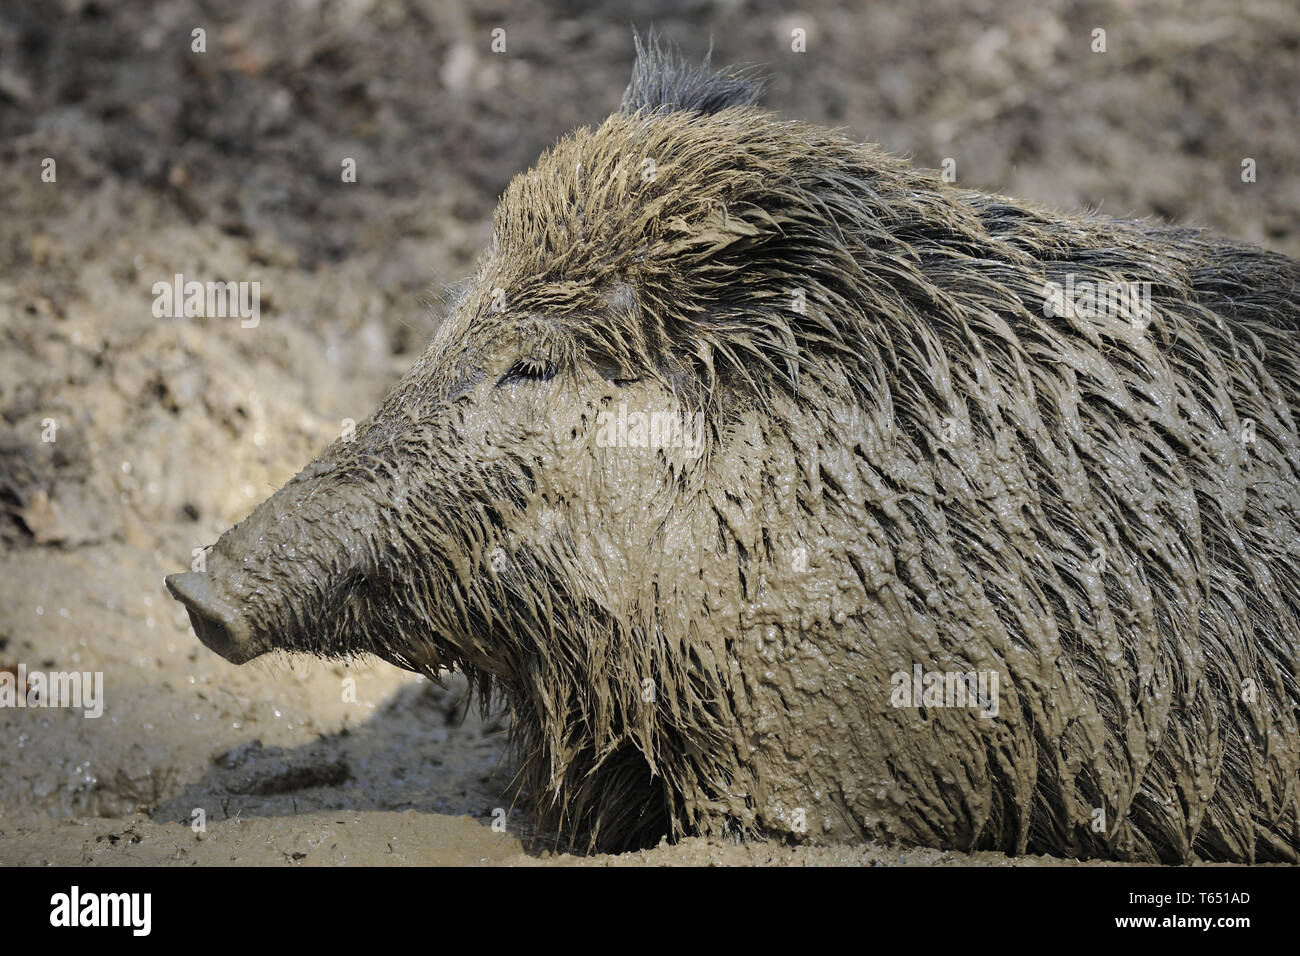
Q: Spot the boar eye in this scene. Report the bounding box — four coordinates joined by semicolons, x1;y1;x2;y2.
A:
497;357;557;386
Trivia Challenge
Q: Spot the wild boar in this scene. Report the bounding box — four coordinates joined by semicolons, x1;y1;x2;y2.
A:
167;37;1300;862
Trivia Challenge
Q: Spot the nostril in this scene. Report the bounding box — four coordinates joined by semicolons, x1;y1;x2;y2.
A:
183;606;231;655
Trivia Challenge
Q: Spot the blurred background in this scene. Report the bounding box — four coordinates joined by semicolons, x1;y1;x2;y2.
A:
0;0;1296;863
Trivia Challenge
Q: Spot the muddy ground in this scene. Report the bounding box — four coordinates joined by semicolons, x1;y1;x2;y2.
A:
1;0;1296;866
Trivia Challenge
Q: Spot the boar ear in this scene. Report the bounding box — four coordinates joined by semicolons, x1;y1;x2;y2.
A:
620;28;764;116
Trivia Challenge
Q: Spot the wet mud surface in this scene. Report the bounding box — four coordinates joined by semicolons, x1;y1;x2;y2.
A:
2;0;1297;864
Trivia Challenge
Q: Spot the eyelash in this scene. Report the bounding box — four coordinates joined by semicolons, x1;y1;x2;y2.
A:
497;358;558;386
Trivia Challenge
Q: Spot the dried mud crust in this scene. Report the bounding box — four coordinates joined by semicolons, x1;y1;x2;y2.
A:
1;0;1296;864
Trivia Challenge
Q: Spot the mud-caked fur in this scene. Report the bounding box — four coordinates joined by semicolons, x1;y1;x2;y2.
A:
184;36;1300;861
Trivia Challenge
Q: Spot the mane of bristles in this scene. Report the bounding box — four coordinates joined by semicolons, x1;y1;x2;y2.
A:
620;29;764;116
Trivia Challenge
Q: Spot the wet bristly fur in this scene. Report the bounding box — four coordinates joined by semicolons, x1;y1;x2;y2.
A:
205;37;1300;860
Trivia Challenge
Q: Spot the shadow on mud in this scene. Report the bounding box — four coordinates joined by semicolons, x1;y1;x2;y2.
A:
150;677;532;838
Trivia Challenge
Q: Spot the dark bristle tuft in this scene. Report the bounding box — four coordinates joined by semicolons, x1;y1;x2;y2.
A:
620;28;765;116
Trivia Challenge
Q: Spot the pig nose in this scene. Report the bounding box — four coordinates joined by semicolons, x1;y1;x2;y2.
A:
164;572;261;664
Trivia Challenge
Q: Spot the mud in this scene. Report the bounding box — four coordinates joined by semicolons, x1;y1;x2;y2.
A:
2;0;1298;866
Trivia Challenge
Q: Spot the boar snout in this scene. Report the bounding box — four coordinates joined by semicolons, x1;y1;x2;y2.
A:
165;570;262;664
164;442;424;668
